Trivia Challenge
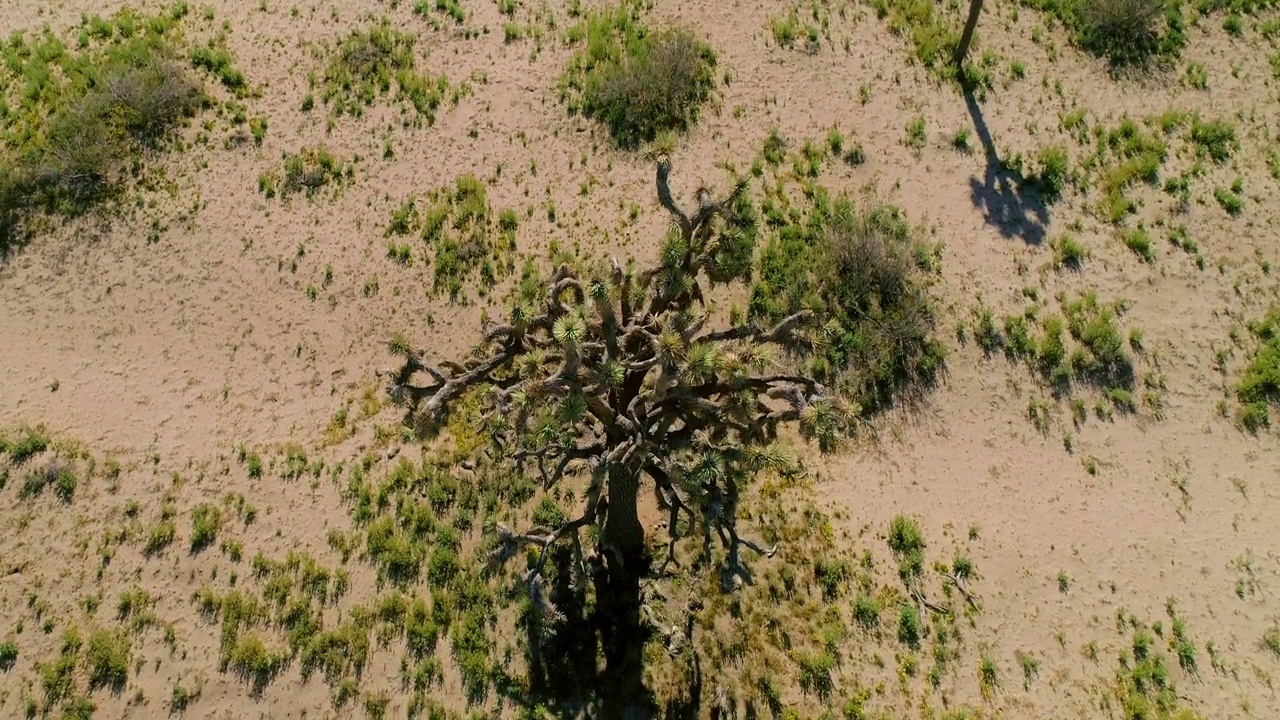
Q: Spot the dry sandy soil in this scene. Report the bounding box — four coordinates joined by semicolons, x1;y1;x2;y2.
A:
1;0;1279;718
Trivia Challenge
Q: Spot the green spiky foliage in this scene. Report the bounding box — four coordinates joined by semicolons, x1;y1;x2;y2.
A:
385;158;854;712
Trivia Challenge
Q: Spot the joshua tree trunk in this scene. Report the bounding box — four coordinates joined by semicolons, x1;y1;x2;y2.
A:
953;0;984;67
602;465;646;568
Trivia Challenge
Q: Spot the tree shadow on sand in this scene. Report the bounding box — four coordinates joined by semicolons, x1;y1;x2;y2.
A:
963;84;1050;246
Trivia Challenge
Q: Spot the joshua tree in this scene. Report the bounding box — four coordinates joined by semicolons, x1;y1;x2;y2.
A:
385;158;854;712
953;0;985;68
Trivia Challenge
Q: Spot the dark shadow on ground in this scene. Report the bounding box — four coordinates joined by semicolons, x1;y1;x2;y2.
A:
963;84;1050;246
499;544;659;720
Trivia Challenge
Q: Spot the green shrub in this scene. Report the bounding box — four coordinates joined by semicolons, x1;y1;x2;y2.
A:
1;16;203;252
1237;307;1280;432
0;427;50;464
86;628;130;690
1075;0;1181;65
145;515;177;556
0;641;16;670
320;23;449;121
898;605;922;647
1215;185;1244;216
189;37;247;93
869;0;961;69
227;634;283;689
1063;293;1134;390
190;503;223;553
1189;117;1237;162
1035;145;1070;200
17;462;75;502
853;594;881;630
1052;234;1088;269
260;146;353;200
562;6;717;149
749;195;944;415
38;629;81;703
582;28;716;149
796;650;837;699
1122;228;1156;263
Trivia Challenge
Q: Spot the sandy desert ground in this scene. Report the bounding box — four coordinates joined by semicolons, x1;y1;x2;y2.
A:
1;0;1278;718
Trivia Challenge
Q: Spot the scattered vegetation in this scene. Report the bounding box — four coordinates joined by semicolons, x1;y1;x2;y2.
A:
318;22;450;122
258;146;354;200
0;5;204;254
386;175;517;302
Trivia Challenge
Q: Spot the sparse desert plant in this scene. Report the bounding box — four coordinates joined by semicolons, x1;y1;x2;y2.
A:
1074;0;1179;66
86;628;131;691
1215;183;1244;216
750;196;944;414
1;11;203;252
1237;307;1280;432
978;654;999;694
1121;227;1155;263
145;507;178;556
0;426;50;464
190;503;223;553
570;20;718;149
1189;117;1237;163
0;641;16;671
1052;234;1088;269
853;594;881;630
320;22;449;121
260;146;354;200
898;605;922;647
1016;650;1039;688
905;116;927;151
1034;144;1070;200
1263;623;1280;659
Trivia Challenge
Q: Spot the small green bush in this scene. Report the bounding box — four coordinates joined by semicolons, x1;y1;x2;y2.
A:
0;427;50;464
563;7;717;149
86;628;131;690
898;605;921;647
1035;145;1070;200
320;23;449;121
227;634;283;689
796;650;837;699
145;515;177;556
1215;185;1244;216
1122;228;1156;263
260;146;353;200
750;195;944;415
851;595;880;634
190;503;223;553
1052;234;1088;269
869;0;961;69
1075;0;1180;65
1189;117;1237;162
2;17;203;252
1237;307;1280;432
0;641;17;671
1063;293;1134;390
582;28;716;149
